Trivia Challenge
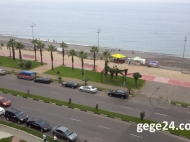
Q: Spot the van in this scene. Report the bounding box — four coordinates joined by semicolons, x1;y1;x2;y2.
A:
17;70;35;80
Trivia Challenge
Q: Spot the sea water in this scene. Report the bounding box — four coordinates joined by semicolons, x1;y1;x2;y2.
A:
0;0;190;57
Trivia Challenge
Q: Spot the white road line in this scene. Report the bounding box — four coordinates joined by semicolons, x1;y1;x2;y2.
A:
74;96;81;99
130;134;143;139
71;118;81;122
52;92;60;94
121;106;133;109
129;100;139;104
94;137;104;141
23;107;33;110
48;113;57;116
156;106;169;109
99;125;110;130
155;113;168;116
186;119;190;121
96;101;105;103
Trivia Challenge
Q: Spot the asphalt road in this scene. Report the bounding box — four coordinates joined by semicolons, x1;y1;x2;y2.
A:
0;75;190;128
0;93;189;142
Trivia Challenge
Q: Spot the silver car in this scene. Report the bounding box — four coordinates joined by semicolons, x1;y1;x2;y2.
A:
0;107;5;115
0;69;6;75
79;85;97;93
53;126;77;142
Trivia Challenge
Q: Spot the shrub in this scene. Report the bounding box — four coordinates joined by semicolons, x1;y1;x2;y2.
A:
58;76;62;83
18;62;24;67
25;61;32;68
57;71;60;74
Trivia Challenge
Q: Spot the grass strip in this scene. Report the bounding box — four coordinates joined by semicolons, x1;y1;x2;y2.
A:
171;101;190;107
0;87;189;138
0;136;13;142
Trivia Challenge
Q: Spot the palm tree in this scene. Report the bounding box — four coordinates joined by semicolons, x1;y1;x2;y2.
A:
37;41;45;65
90;46;99;70
47;45;57;70
101;50;111;77
7;43;12;57
133;72;142;88
60;42;68;66
7;39;16;60
31;39;38;61
15;42;25;62
78;50;87;75
68;49;77;71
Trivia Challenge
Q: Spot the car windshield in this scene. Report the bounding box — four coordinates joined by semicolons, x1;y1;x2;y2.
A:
65;129;73;136
38;120;46;126
91;87;95;89
15;111;23;117
1;98;7;102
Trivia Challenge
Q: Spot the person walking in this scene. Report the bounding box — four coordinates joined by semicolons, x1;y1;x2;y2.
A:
54;134;57;142
43;133;46;142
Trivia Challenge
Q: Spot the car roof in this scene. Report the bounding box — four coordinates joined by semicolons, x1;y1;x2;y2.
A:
56;126;68;132
115;89;126;92
6;108;20;113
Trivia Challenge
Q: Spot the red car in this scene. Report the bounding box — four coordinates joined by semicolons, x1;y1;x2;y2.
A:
0;96;11;107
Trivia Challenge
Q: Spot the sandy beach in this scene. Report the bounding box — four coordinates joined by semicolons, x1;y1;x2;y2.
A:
0;35;190;82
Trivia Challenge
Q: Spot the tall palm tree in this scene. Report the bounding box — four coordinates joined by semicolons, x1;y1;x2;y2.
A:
7;39;16;60
68;49;77;71
47;45;57;70
15;42;25;62
78;50;87;75
37;41;45;65
133;72;142;88
90;46;99;70
7;43;12;57
60;42;68;66
31;39;38;61
101;50;111;77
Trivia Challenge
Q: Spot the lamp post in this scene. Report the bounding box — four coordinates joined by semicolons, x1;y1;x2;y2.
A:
31;22;36;40
181;36;187;72
82;69;85;108
97;28;101;47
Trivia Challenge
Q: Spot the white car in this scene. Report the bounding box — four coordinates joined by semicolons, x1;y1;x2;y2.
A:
0;107;5;115
0;69;6;75
79;85;97;93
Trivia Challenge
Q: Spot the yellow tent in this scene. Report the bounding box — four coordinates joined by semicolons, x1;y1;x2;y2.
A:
111;54;126;58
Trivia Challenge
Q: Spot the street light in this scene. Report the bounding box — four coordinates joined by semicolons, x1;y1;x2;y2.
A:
97;28;101;47
82;69;86;108
181;36;187;72
31;22;36;40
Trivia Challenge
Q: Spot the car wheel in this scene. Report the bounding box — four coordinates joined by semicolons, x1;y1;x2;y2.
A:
17;76;20;79
41;129;43;132
17;120;21;124
72;86;74;89
121;96;124;99
90;91;93;94
109;94;112;97
66;139;70;142
6;117;9;121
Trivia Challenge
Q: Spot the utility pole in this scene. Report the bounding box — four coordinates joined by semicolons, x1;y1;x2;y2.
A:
181;36;187;72
97;28;101;47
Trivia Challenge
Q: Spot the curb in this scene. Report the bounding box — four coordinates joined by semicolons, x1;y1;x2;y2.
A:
168;98;190;108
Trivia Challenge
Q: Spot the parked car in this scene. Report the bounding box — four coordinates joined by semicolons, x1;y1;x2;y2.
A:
108;89;128;99
0;107;5;115
34;77;52;84
53;126;77;142
0;96;11;107
26;118;52;132
0;69;6;75
62;82;78;89
79;85;97;93
17;70;36;80
4;108;28;124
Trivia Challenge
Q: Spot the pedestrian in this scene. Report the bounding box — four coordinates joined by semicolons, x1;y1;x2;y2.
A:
54;134;57;142
43;133;46;142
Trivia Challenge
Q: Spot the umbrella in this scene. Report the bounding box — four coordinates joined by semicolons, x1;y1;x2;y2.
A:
134;57;142;61
111;54;126;58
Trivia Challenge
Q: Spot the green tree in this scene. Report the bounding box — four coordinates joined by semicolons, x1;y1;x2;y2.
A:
7;39;16;60
7;43;12;57
68;49;77;71
109;68;115;81
47;45;56;70
90;46;99;70
101;50;111;78
133;72;142;88
31;39;38;61
78;50;87;75
60;42;68;66
124;69;128;83
15;42;25;63
37;41;45;65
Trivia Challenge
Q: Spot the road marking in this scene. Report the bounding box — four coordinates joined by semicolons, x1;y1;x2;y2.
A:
74;96;81;99
156;106;169;109
186;119;190;121
99;125;110;130
121;106;133;109
31;87;38;90
52;92;60;94
48;113;57;116
23;107;33;110
71;118;81;122
130;134;143;139
94;137;104;141
155;113;167;116
129;100;139;104
96;101;105;103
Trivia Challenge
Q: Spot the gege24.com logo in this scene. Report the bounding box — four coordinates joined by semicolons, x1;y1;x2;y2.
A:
137;121;190;132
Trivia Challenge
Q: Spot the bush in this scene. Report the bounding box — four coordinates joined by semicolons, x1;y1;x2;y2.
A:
58;76;62;83
18;62;25;67
25;61;32;68
57;71;60;74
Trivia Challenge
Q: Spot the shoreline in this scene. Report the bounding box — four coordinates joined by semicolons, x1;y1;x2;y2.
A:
0;35;190;73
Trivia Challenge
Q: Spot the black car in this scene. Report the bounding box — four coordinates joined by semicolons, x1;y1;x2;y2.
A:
62;82;78;89
108;89;128;99
26;118;52;132
34;77;52;84
4;108;28;124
